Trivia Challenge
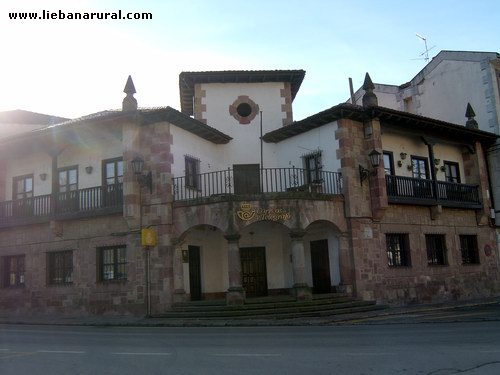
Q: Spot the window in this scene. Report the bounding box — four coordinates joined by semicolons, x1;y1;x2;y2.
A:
48;251;73;285
3;255;25;287
58;166;78;193
13;174;33;200
185;155;200;189
98;246;127;281
411;157;429;179
460;235;479;264
403;97;414;113
303;151;322;184
104;158;124;185
444;161;461;183
386;234;411;267
426;234;447;265
383;151;395;175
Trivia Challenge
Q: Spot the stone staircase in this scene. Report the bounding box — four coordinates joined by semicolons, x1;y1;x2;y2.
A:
155;293;385;320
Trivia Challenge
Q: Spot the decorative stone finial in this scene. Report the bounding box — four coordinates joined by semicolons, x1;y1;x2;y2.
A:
465;102;478;129
122;75;137;112
362;73;378;109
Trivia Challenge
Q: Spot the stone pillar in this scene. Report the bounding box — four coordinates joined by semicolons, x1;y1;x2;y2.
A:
290;229;312;301
225;233;245;305
172;239;187;303
463;141;493;225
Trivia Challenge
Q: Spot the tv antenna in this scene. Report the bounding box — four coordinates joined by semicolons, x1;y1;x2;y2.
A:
415;33;435;63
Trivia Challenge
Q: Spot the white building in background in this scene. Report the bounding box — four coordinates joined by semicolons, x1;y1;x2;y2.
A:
353;50;500;223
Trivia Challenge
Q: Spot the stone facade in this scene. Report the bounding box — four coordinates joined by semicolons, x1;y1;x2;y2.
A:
1;70;499;318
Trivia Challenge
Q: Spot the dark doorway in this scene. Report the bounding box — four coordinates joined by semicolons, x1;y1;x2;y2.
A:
310;239;331;294
240;247;268;297
188;246;202;301
233;164;260;194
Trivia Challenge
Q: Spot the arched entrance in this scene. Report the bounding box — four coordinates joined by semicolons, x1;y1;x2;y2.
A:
304;220;341;294
177;224;227;301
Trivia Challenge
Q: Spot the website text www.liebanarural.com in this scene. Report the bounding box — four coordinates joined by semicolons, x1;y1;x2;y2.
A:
8;10;152;21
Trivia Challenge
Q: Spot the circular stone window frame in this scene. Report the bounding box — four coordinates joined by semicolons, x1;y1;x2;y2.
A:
229;96;259;125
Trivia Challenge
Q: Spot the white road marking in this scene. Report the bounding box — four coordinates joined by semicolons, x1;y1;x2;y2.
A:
211;353;282;357
37;350;85;354
342;352;396;356
112;352;173;356
0;349;10;351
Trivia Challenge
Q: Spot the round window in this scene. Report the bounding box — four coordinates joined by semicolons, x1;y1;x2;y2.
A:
229;96;259;124
236;103;252;118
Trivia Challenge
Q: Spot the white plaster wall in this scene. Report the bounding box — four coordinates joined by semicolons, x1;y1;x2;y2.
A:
382;131;465;182
5;151;52;198
58;136;122;189
374;91;400;110
4;126;123;199
170;125;225;177
202;82;286;167
414;60;492;128
183;228;228;294
271;122;340;172
304;222;341;287
0;123;47;139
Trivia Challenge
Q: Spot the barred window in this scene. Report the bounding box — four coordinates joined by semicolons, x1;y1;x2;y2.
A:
426;234;447;265
48;251;73;285
386;234;411;267
303;151;322;184
185;155;200;190
3;255;25;287
460;235;480;265
98;246;127;281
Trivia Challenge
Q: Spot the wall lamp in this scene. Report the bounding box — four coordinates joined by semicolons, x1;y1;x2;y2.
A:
359;149;381;185
131;156;153;193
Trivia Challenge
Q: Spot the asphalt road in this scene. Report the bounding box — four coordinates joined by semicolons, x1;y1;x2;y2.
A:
342;302;500;325
1;321;500;375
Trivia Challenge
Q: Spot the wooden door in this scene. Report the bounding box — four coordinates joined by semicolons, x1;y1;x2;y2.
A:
310;239;331;294
240;247;267;297
233;164;260;194
188;246;202;301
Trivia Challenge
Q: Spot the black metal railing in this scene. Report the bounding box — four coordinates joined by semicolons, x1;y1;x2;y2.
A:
0;183;123;222
386;175;480;206
173;167;342;201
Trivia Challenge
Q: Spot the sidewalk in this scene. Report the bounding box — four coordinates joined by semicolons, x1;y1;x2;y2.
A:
1;297;499;327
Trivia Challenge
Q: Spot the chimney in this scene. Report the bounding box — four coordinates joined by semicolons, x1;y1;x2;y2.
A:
122;75;137;112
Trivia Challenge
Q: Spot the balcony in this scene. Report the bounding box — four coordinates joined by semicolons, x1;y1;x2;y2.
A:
173;167;342;202
0;183;123;227
386;175;481;208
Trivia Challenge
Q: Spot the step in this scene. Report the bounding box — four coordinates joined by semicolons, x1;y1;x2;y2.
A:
158;299;382;319
172;296;354;313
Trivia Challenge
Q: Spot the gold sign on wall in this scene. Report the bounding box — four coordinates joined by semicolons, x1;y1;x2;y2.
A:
141;228;157;247
236;202;291;222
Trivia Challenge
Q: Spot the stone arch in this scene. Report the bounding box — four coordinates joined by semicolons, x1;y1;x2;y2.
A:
176;223;225;243
303;219;343;292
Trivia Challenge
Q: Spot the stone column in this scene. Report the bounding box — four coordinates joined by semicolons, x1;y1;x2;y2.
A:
290;229;312;301
172;239;187;303
225;233;245;305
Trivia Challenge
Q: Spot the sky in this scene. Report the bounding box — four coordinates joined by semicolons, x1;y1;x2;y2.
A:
0;0;499;121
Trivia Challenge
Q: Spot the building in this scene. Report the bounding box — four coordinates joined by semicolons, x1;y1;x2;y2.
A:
352;50;500;224
0;109;70;139
0;71;499;317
